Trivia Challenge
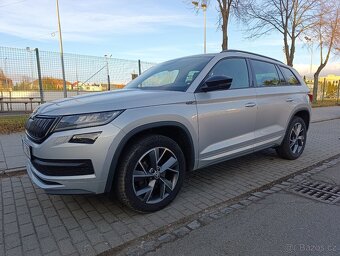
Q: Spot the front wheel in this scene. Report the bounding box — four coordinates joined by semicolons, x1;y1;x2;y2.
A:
115;135;186;212
276;116;307;160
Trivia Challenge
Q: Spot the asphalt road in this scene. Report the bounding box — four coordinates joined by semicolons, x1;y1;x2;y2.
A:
148;163;340;256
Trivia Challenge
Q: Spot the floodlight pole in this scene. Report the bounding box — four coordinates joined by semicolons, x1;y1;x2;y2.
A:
56;0;67;98
192;1;207;54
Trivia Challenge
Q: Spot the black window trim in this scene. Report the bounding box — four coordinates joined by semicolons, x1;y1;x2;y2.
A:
248;58;285;88
195;56;253;93
274;64;288;86
278;65;302;86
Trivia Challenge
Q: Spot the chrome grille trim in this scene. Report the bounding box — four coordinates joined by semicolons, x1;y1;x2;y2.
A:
25;115;58;143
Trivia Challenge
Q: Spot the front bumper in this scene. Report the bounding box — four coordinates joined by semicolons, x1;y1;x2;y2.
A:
23;122;124;194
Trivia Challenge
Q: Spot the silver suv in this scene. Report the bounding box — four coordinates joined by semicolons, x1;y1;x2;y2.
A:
23;50;311;212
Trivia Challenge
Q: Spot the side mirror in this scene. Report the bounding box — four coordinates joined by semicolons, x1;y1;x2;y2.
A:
201;75;233;92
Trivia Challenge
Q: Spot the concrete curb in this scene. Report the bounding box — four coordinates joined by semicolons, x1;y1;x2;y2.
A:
0;166;26;176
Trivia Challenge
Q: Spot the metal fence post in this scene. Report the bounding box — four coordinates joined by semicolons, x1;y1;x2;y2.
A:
322;78;326;102
106;59;111;91
138;59;141;76
0;91;3;111
9;90;12;111
35;48;44;103
337;80;340;105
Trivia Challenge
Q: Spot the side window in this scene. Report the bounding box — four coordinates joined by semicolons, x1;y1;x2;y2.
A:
280;67;300;85
251;60;280;87
208;58;249;89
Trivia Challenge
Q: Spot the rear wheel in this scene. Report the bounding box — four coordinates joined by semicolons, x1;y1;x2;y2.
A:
115;135;186;212
276;116;307;160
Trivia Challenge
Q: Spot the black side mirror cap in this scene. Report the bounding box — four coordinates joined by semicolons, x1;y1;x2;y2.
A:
201;75;233;92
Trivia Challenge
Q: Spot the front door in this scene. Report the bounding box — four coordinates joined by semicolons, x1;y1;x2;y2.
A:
195;58;257;168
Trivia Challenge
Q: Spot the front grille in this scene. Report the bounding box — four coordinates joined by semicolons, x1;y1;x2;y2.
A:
25;116;57;143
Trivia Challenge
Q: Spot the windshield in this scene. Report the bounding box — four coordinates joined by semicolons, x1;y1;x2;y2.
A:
125;56;213;91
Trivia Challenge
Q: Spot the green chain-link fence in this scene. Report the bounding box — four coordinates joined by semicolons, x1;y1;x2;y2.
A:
0;46;155;112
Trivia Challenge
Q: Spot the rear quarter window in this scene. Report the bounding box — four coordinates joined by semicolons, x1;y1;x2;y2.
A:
280;67;300;85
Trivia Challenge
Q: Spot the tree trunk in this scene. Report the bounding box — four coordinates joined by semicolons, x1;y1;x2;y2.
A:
283;33;291;66
221;17;228;50
288;38;296;67
313;72;319;104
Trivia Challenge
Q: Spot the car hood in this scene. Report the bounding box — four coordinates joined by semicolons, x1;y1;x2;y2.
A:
36;89;194;116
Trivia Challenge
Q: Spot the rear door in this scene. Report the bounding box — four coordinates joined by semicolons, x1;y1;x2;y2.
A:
195;57;257;167
250;59;297;149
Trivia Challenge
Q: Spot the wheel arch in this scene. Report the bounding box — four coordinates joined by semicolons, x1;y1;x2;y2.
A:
105;121;195;192
292;108;311;130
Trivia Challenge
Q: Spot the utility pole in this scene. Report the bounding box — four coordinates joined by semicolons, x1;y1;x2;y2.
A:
56;0;67;98
305;36;313;74
192;1;207;54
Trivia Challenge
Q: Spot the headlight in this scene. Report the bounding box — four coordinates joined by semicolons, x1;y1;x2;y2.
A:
54;110;123;131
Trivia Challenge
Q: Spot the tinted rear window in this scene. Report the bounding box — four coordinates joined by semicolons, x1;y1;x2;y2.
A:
280;67;300;85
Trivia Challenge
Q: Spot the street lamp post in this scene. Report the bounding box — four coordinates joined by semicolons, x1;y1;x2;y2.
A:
56;0;67;98
192;1;207;54
305;36;313;74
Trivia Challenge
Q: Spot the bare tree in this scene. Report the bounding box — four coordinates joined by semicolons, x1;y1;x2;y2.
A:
309;0;340;103
190;0;240;50
239;0;318;66
217;0;240;50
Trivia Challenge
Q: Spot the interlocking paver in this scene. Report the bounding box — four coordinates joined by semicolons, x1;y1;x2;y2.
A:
0;119;340;255
93;242;110;254
25;248;42;256
22;234;39;252
40;237;58;254
35;224;52;239
51;226;69;241
47;216;63;228
5;233;21;249
6;246;23;256
58;238;77;255
4;222;19;235
20;222;35;237
32;215;47;227
74;240;96;256
69;228;87;244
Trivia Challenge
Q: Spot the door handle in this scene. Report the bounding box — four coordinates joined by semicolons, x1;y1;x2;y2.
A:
245;102;256;108
286;98;294;102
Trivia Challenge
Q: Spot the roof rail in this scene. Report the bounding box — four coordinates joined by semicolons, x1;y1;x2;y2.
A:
221;49;284;64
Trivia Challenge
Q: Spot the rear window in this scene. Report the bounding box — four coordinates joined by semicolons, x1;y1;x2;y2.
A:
250;60;280;87
280;67;300;85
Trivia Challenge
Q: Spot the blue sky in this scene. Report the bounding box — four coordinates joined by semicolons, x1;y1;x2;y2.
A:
0;0;339;76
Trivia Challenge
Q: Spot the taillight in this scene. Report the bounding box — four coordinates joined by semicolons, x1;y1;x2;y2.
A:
308;93;313;103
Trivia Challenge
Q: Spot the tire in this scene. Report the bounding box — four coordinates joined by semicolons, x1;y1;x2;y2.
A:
276;116;307;160
115;134;186;212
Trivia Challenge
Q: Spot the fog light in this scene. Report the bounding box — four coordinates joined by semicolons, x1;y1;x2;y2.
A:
69;132;101;144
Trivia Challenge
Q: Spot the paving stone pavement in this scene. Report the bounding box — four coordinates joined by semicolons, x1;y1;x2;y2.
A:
0;133;26;172
0;119;340;256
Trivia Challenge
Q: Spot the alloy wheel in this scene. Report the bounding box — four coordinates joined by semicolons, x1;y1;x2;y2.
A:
132;147;179;204
289;122;305;155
